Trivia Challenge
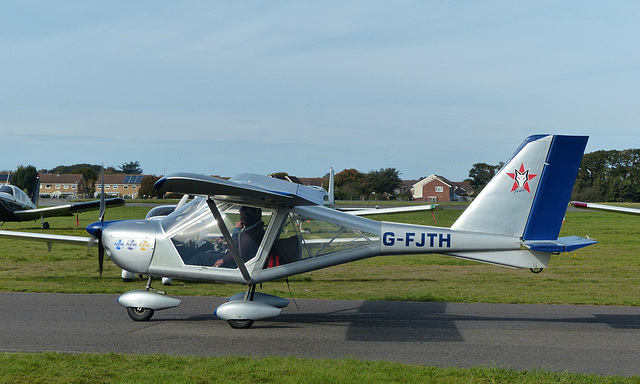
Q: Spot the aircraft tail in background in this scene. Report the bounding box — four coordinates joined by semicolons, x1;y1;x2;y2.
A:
31;176;40;207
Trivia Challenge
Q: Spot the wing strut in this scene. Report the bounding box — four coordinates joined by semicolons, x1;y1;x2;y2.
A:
206;198;251;282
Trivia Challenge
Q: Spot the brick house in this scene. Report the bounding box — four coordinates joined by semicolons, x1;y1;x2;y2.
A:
39;174;87;199
412;175;472;202
95;174;144;199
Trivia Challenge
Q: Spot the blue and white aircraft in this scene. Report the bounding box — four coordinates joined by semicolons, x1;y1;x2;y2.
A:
0;134;596;328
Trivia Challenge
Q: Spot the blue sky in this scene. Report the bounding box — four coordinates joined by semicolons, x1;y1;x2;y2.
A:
2;1;639;181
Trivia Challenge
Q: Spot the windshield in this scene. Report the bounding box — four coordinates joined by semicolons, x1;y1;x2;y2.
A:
160;197;273;268
0;185;15;196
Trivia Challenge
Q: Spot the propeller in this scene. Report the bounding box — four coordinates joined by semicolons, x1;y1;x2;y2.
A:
87;168;107;276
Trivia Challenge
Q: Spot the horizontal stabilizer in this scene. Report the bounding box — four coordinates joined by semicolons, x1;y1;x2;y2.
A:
525;236;597;253
448;249;551;269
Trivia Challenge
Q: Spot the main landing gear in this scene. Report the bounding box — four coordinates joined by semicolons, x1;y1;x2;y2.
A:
215;285;290;329
118;279;289;329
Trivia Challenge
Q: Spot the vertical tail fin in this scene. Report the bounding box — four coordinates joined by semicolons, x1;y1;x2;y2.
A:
328;167;335;206
451;135;588;241
31;176;40;206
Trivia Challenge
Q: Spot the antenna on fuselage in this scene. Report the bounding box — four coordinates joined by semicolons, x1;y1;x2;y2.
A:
328;167;335;206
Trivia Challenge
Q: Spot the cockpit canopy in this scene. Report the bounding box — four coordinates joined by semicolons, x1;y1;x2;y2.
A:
158;196;380;273
0;185;33;205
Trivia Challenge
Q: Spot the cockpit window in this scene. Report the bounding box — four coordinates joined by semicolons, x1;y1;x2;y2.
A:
0;185;15;196
266;209;379;268
161;197;273;268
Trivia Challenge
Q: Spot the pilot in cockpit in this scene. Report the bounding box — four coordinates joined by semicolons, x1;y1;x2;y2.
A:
213;206;264;268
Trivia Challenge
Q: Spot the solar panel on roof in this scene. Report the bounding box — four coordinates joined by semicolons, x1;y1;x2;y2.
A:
123;175;144;183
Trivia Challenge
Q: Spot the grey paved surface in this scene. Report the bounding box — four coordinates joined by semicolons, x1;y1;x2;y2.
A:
1;292;639;377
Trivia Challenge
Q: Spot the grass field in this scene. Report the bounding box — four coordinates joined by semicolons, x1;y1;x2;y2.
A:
2;353;638;384
1;201;639;382
1;202;638;306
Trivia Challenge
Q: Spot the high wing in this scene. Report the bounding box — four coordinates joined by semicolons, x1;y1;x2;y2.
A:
571;201;640;216
154;173;324;207
12;198;126;221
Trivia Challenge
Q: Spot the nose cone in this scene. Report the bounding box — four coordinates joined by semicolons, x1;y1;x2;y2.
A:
85;220;121;236
101;220;158;274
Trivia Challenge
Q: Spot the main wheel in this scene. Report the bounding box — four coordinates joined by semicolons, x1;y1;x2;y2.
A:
127;307;155;321
227;319;254;329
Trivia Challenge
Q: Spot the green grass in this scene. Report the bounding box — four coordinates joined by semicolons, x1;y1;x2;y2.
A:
1;353;637;384
1;204;639;305
2;203;640;381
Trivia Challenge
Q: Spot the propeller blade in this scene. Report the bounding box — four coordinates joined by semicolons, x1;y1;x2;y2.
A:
98;237;104;276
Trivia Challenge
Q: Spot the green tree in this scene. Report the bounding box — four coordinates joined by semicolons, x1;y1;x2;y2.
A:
468;162;503;195
139;175;162;198
13;165;38;198
572;149;640;202
119;161;143;174
334;169;366;200
366;168;402;200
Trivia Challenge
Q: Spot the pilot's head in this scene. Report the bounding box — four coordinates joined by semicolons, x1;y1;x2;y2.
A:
239;206;262;226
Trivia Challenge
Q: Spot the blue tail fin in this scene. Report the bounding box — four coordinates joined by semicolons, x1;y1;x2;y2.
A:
522;135;588;241
452;135;588;242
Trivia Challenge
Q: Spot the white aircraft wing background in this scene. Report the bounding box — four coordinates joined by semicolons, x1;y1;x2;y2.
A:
13;198;125;221
0;230;93;246
570;201;640;216
155;173;324;207
343;204;440;216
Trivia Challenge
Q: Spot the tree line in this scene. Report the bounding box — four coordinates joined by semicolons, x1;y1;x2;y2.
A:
332;168;403;200
572;149;640;202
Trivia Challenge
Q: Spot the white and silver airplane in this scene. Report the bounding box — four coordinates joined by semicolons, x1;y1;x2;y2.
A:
0;176;125;229
0;134;596;329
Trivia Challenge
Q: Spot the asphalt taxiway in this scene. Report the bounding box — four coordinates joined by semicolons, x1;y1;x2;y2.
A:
1;292;639;377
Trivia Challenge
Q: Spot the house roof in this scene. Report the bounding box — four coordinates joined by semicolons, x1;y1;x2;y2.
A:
412;174;473;194
39;174;84;184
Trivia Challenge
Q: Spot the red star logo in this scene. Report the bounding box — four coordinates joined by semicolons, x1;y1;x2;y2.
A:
506;163;537;193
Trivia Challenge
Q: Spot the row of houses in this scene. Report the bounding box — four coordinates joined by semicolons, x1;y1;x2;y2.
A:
0;174;145;199
1;173;473;202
